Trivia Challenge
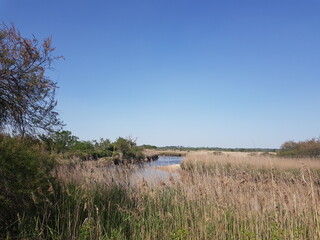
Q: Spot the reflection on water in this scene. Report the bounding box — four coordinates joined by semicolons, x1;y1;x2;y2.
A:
131;156;184;186
140;156;184;167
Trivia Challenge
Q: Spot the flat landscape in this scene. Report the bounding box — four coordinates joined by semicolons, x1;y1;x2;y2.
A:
2;1;320;239
51;150;320;239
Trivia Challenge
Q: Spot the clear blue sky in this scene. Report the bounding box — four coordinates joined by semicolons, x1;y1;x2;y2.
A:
1;0;320;148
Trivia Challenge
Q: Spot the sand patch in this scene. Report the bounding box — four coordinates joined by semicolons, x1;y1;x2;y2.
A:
155;164;181;173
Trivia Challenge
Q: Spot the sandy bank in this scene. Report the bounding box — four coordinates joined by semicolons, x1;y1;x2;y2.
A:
155;164;181;173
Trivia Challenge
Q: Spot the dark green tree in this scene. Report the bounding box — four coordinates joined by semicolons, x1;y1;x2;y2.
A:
114;137;144;160
40;130;78;153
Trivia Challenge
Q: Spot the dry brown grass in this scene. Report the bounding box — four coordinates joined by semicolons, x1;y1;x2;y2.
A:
144;149;188;157
185;150;320;170
49;151;320;239
180;151;320;239
54;160;133;187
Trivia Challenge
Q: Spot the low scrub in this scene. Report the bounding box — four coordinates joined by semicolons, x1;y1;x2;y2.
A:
0;135;56;237
278;138;320;158
41;131;145;162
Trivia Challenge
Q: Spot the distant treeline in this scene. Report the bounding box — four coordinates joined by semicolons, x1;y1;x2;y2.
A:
142;145;278;153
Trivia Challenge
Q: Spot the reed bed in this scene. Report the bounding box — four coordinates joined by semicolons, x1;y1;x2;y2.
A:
15;152;320;239
181;151;320;239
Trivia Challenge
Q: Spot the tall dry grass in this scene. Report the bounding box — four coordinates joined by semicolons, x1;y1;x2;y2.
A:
181;151;320;239
14;152;320;239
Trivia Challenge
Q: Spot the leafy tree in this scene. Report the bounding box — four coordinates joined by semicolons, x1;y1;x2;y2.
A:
94;138;112;151
114;137;144;161
40;130;78;153
0;24;63;136
71;140;94;152
93;138;113;156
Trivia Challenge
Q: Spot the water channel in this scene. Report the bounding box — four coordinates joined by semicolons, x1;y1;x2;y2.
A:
141;156;184;167
130;156;184;186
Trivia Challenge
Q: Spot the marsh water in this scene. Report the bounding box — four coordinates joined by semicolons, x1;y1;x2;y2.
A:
129;156;184;186
141;156;184;167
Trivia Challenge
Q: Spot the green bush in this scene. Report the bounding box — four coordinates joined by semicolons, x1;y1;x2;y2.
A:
278;138;320;158
0;135;56;236
114;137;144;161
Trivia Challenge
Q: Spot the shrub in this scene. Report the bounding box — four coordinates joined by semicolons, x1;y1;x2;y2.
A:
278;138;320;158
0;135;56;236
114;137;144;161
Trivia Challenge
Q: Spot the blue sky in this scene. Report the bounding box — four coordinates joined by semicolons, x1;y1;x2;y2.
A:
1;0;320;148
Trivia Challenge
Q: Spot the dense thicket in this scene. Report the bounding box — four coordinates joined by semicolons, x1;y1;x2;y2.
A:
40;131;145;161
0;135;56;236
278;138;320;158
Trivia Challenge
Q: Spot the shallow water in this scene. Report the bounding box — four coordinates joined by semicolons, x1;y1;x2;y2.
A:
141;156;184;167
131;156;184;186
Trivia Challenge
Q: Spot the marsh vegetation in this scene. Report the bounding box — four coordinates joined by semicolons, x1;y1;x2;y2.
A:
2;22;320;240
2;139;320;239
